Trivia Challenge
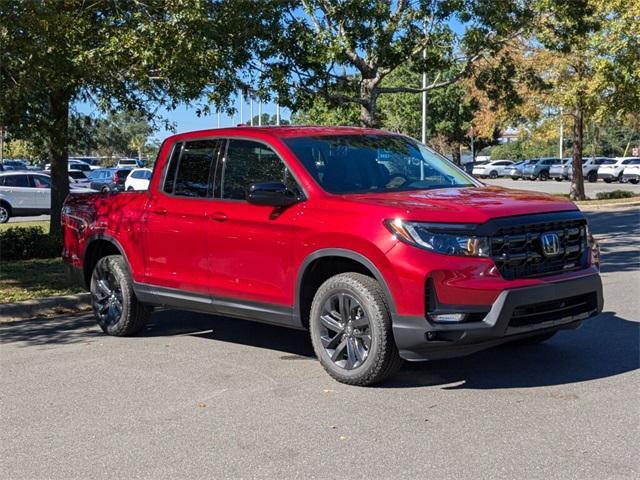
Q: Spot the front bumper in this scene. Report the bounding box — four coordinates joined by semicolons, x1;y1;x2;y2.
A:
392;274;603;361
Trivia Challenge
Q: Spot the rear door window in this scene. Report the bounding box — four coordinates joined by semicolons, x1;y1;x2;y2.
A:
165;140;222;198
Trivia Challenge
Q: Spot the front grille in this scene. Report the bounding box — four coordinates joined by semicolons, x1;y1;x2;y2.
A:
491;217;588;280
510;292;598;327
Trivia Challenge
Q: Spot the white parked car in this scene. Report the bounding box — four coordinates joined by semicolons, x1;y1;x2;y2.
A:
116;158;144;169
598;157;640;183
125;168;152;191
621;160;640;184
472;160;514;179
45;159;93;173
567;157;616;183
0;172;52;223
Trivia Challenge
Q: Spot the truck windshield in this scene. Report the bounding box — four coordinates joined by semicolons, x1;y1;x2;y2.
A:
284;134;476;194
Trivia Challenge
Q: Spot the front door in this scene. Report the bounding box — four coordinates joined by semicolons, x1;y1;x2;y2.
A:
30;174;52;210
142;139;223;294
205;138;303;308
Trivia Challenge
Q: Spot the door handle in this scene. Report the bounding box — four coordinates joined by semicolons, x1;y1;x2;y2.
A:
151;208;167;215
209;212;227;222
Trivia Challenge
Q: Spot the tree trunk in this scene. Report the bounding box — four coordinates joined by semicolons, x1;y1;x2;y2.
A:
451;143;461;166
569;94;586;201
360;79;379;128
48;90;70;237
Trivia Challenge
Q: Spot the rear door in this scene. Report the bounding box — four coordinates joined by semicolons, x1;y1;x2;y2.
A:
1;174;36;209
204;138;303;307
142;139;223;293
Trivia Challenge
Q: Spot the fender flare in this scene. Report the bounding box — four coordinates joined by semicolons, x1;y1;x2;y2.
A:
82;234;132;284
294;248;398;323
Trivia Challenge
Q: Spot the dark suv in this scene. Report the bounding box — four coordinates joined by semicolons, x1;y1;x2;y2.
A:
88;168;130;192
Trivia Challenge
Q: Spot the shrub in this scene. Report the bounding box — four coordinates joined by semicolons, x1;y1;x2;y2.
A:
595;190;636;200
0;226;61;261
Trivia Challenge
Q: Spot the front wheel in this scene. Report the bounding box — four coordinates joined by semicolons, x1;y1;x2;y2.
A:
90;255;150;336
0;203;10;224
554;177;563;182
539;170;549;181
587;171;598;183
309;273;403;386
604;178;612;183
489;170;498;179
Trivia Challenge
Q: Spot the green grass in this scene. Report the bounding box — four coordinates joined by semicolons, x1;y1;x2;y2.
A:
0;220;50;233
0;258;83;303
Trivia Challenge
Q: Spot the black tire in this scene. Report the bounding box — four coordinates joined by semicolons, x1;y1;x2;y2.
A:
539;170;549;181
127;186;134;191
587;171;598;183
511;176;519;180
510;331;557;346
630;179;639;184
90;255;149;336
489;170;498;179
0;202;10;224
309;272;403;386
554;177;562;182
101;186;110;193
604;178;612;183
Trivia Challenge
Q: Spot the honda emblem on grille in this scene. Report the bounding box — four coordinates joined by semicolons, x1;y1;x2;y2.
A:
541;232;561;257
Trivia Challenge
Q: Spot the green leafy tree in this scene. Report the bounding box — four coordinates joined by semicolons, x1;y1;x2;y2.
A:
532;0;640;199
0;0;266;235
259;0;535;128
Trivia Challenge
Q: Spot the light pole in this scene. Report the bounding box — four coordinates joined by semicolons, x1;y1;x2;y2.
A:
239;91;244;125
559;108;564;159
276;103;281;126
250;97;254;126
258;100;262;126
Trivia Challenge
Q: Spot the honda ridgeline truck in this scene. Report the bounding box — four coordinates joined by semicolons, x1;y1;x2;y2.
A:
62;127;603;386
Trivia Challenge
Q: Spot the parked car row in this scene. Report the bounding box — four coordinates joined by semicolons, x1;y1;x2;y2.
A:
0;167;152;223
473;156;640;183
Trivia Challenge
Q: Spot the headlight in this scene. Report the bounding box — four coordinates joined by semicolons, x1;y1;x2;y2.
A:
385;219;491;257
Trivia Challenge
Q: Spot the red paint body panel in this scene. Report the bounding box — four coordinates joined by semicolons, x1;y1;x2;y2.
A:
62;126;594;320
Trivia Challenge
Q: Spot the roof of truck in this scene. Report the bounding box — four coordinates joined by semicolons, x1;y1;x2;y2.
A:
166;125;391;142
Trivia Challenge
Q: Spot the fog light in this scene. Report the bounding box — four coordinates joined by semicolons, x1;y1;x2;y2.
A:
429;313;467;323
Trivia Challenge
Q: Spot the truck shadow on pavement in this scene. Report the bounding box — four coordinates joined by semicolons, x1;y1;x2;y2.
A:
2;309;636;391
385;311;639;389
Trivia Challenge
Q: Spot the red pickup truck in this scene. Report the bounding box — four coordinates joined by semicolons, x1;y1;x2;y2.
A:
62;126;603;385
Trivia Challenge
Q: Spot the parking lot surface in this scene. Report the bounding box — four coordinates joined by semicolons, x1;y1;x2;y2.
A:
484;177;640;196
1;207;639;479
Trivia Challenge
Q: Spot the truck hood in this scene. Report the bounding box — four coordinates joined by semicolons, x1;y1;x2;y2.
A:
342;186;578;223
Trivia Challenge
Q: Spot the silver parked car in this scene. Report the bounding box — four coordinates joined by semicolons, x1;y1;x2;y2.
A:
522;157;562;181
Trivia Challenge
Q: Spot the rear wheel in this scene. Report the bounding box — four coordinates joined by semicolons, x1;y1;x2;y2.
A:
489;171;498;179
309;273;403;386
127;186;134;191
630;179;639;184
539;170;549;181
101;186;110;193
0;203;10;224
604;178;612;183
554;177;563;182
587;171;598;183
90;255;149;336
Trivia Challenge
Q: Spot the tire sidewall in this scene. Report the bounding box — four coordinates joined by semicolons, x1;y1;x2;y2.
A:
309;279;386;383
0;204;9;223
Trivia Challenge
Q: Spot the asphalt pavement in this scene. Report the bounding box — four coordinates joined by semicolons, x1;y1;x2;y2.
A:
1;207;639;479
484;177;640;196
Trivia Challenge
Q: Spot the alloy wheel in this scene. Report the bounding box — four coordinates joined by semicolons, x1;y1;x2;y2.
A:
0;206;8;223
319;292;372;370
91;262;123;326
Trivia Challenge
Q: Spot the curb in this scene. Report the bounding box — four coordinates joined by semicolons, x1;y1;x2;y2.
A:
577;200;640;211
0;293;91;322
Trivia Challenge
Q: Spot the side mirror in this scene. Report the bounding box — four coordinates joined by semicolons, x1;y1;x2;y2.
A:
246;182;300;207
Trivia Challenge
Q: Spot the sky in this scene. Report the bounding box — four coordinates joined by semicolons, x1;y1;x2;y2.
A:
75;97;291;142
